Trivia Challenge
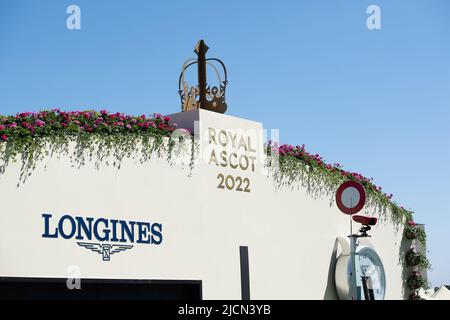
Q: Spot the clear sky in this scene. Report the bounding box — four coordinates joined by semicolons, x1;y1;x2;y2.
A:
1;0;449;287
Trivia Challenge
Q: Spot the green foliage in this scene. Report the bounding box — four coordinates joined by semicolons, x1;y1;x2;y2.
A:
404;223;427;244
266;144;414;225
0;109;194;183
407;272;428;290
406;250;431;270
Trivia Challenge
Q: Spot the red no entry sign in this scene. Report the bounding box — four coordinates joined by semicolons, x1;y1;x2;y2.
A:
336;180;366;215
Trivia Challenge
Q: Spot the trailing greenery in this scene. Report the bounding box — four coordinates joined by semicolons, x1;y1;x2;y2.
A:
406;250;431;270
404;222;430;299
265;142;414;224
404;221;427;244
407;272;428;290
0;109;194;182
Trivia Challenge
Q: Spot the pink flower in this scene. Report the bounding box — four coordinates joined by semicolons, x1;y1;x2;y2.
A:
126;124;131;129
1;134;7;141
407;220;416;227
164;116;171;122
0;125;5;131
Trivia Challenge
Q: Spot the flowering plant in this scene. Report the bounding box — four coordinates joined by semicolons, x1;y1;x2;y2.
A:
0;109;176;141
407;271;428;290
404;220;426;244
0;109;183;181
405;249;430;270
266;142;414;223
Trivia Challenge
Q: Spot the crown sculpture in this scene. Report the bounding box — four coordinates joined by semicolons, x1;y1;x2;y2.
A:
178;40;228;114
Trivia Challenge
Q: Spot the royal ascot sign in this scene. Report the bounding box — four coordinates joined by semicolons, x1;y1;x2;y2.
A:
206;127;258;193
42;214;163;261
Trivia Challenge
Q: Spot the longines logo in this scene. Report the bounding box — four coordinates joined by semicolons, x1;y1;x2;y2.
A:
42;214;163;261
77;242;133;261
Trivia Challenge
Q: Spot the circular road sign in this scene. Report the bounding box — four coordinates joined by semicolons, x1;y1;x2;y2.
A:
336;180;366;215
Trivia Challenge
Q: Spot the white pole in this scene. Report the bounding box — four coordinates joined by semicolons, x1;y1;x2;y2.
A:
349;235;361;300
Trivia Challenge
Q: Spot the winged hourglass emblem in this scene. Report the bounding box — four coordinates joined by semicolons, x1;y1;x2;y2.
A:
77;242;133;261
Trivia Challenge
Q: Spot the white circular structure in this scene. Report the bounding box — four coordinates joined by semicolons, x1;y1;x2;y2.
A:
335;244;386;300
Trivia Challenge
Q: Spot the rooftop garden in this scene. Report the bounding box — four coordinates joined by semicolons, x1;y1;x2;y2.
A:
0;109;179;179
0;109;414;223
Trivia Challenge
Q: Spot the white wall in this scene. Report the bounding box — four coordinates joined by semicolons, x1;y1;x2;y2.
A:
0;109;406;299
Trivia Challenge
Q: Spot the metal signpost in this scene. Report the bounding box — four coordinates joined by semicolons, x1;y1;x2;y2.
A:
336;180;366;300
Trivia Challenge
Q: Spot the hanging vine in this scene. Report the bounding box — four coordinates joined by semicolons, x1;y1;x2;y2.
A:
265;142;414;224
0;109;195;183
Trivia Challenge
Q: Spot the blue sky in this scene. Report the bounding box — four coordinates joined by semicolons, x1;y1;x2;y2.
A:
1;0;449;287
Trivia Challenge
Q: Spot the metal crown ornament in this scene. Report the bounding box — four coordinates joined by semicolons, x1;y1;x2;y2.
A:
178;40;228;114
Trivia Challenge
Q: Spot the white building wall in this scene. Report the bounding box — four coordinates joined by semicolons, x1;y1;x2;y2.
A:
0;109;406;299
